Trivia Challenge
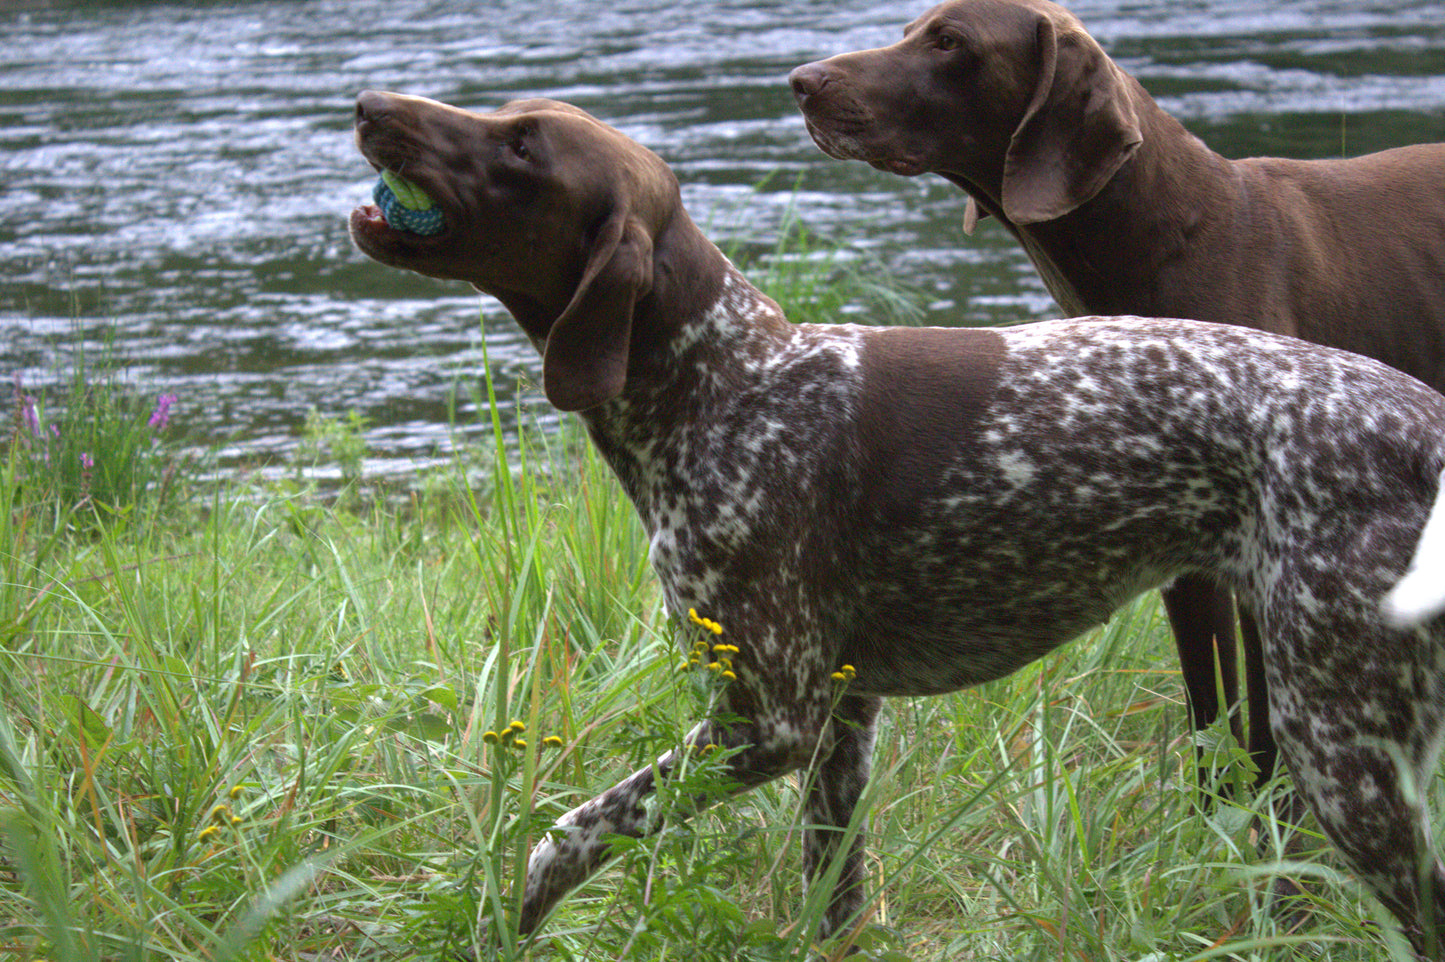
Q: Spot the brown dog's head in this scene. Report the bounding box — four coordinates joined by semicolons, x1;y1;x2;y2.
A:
789;0;1142;228
350;91;682;411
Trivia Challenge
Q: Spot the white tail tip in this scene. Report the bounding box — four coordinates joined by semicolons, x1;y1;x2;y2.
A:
1381;571;1445;629
1381;468;1445;630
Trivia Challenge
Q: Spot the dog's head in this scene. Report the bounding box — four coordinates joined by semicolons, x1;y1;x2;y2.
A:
789;0;1143;228
351;91;681;411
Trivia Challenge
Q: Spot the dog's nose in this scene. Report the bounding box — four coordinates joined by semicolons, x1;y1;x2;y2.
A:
788;62;831;101
355;89;395;128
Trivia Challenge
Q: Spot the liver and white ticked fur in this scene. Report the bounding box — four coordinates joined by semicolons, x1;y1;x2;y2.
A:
350;90;1445;956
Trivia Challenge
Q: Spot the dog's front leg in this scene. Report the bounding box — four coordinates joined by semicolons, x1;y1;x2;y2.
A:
801;693;883;939
517;706;827;934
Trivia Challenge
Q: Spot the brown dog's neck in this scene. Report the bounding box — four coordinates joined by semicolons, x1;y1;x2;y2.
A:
631;210;731;356
1012;103;1235;318
634;209;792;369
941;86;1234;319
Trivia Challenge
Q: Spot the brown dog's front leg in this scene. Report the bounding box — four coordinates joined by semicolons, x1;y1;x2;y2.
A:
1238;607;1278;785
1161;575;1242;771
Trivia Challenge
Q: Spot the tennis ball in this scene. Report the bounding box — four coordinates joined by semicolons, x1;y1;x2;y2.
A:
372;170;445;235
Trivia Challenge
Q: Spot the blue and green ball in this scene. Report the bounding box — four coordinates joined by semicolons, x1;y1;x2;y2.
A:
372;170;445;236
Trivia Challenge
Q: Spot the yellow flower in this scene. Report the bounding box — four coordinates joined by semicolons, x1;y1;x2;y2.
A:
198;825;221;842
719;670;737;682
228;785;244;800
229;815;244;827
688;608;724;635
482;730;500;744
209;803;232;824
508;720;526;732
512;739;527;750
543;735;564;749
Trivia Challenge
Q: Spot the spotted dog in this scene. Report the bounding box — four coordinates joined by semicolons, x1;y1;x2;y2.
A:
349;90;1445;956
789;0;1445;801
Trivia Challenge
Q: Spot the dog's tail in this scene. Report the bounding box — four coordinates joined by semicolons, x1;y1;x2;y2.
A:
1381;468;1445;628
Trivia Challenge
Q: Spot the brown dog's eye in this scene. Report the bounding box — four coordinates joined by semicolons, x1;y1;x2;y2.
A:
507;125;533;160
935;33;960;52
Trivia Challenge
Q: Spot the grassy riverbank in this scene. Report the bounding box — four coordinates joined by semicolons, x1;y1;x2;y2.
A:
0;410;1417;962
0;236;1421;960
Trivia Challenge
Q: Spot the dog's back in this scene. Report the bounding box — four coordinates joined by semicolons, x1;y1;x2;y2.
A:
775;317;1445;697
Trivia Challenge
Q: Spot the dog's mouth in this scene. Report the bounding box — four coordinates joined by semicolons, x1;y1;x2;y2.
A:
349;150;458;266
867;156;927;177
369;168;447;235
800;115;928;177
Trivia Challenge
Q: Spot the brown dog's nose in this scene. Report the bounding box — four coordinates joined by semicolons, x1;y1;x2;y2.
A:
356;89;381;123
789;62;831;101
355;89;395;128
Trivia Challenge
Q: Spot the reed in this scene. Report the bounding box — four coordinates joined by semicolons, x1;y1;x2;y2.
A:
7;335;185;534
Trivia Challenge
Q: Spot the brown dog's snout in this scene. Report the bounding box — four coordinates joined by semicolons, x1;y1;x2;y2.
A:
354;89;393;128
788;62;832;101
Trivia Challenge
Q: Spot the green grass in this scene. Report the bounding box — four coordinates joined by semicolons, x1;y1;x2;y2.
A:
0;256;1431;961
0;410;1427;962
725;174;927;330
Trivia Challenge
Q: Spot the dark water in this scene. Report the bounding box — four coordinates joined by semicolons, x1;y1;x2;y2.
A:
1;0;1442;477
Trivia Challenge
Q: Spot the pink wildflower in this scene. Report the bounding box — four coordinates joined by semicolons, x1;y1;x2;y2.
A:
149;393;177;431
13;373;40;438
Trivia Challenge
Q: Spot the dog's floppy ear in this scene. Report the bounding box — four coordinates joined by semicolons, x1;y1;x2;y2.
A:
542;208;654;411
1001;14;1142;225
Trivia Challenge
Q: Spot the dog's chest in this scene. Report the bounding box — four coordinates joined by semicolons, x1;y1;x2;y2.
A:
630;327;871;615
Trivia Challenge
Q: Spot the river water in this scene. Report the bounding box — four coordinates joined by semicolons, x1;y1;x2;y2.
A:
1;0;1442;477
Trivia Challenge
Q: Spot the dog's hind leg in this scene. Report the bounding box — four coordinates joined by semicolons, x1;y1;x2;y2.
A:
1282;735;1445;957
800;693;883;939
1267;624;1445;958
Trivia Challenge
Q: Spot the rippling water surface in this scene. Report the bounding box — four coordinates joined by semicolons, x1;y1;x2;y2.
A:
1;0;1442;474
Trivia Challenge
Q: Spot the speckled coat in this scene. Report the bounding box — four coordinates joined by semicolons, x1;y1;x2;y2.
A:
348;91;1445;956
546;265;1445;949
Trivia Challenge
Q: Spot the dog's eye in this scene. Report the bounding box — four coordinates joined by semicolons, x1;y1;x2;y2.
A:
507;125;533;160
935;32;961;52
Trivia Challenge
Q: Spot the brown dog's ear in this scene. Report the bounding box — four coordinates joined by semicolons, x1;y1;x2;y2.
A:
541;210;654;411
1001;15;1142;225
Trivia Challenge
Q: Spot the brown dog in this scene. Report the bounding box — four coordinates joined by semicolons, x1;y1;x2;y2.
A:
790;0;1445;783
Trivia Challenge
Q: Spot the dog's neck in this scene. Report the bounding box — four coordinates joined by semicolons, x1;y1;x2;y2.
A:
949;92;1234;319
575;226;795;502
